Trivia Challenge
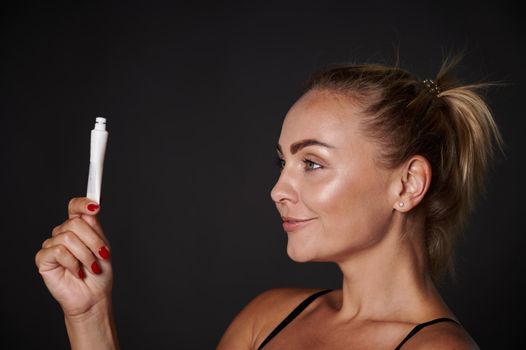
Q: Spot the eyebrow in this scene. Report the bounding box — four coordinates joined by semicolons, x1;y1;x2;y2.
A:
276;139;335;155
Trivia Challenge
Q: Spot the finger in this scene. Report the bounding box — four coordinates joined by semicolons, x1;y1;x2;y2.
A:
36;245;84;279
42;238;51;248
67;197;105;237
68;197;100;218
54;217;107;242
43;231;103;276
51;217;111;259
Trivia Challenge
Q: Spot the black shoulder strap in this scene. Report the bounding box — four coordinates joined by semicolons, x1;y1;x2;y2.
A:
394;317;461;350
257;289;333;350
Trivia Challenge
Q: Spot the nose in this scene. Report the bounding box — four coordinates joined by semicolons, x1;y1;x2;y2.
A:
270;171;298;204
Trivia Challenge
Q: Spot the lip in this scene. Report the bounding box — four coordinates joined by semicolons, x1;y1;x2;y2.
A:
281;217;316;232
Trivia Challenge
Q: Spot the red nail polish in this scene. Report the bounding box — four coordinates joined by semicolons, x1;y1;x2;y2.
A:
78;268;86;279
99;246;110;260
87;203;99;212
91;261;102;274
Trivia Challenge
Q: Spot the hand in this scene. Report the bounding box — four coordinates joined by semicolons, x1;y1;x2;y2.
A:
36;197;113;317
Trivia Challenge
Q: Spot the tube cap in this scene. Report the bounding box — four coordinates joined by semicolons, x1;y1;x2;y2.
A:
94;117;107;131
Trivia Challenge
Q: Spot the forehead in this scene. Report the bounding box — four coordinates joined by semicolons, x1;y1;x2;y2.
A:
280;89;363;148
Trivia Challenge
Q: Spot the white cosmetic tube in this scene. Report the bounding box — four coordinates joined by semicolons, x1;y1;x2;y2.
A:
86;117;108;204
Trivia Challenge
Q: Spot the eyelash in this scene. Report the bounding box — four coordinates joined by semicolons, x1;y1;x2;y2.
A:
275;156;322;172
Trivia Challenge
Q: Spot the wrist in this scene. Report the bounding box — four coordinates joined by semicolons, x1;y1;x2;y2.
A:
64;298;119;350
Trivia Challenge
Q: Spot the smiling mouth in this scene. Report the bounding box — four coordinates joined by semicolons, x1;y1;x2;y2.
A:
281;217;316;231
281;216;314;222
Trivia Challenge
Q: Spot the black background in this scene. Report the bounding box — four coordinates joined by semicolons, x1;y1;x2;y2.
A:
2;1;524;349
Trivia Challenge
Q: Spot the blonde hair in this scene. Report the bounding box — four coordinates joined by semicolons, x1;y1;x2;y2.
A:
307;57;503;281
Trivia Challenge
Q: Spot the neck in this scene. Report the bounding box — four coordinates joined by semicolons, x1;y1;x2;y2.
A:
334;211;442;322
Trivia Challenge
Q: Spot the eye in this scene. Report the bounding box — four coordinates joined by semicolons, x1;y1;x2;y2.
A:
303;158;322;171
275;156;285;170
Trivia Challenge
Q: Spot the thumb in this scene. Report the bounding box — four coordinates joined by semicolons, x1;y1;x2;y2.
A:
81;212;105;237
67;197;106;239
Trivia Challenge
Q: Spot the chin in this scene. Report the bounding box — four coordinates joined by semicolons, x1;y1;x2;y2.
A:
286;239;319;263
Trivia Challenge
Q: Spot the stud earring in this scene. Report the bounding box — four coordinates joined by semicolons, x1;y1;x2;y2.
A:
398;201;404;207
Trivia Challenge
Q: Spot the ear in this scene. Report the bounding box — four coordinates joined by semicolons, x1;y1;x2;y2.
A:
392;156;432;212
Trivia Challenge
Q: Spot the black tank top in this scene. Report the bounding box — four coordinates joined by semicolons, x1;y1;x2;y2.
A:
257;289;461;350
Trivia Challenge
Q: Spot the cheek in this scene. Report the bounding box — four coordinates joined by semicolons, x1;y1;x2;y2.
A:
299;171;343;215
303;168;373;215
303;168;391;242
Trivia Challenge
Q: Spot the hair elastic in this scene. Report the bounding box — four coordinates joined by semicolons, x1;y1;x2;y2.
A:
422;79;441;97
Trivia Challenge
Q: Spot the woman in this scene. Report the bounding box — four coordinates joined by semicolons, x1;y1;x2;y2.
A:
36;58;501;349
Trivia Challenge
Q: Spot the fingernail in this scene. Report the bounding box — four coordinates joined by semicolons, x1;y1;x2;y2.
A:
91;261;102;274
99;246;110;260
87;203;100;212
78;268;86;279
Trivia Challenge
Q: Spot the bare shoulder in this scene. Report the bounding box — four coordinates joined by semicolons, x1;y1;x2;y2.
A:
403;321;479;350
217;287;324;350
248;288;326;334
